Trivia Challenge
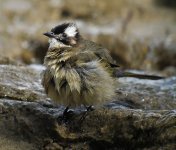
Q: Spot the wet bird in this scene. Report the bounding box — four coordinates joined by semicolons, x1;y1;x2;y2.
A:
42;22;163;115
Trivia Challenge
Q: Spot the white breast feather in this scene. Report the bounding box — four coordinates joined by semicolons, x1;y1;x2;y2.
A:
49;38;70;48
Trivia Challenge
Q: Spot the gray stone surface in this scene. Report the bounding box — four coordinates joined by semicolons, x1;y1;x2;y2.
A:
0;64;175;149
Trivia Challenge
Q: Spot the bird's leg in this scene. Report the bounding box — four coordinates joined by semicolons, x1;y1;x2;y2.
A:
85;105;94;111
59;106;74;123
63;106;69;116
79;105;94;123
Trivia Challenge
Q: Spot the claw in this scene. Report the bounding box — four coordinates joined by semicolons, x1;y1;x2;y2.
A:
57;106;74;123
85;105;94;111
79;105;94;123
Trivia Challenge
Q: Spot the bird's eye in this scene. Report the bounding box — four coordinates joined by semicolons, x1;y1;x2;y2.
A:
62;33;67;37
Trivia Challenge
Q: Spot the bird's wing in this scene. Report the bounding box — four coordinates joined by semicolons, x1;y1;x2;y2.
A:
94;47;119;68
82;39;119;68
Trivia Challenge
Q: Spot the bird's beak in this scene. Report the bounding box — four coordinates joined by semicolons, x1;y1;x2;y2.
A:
43;32;55;38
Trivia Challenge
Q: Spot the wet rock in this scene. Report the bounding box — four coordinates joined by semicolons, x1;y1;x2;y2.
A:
0;64;175;110
115;76;176;110
0;64;175;149
0;65;46;102
0;99;175;149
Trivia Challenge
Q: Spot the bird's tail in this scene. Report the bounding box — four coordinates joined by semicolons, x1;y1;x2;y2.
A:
116;71;164;80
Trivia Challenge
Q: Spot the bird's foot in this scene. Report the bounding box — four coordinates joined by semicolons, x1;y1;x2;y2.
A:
58;106;74;124
85;105;94;112
79;105;94;123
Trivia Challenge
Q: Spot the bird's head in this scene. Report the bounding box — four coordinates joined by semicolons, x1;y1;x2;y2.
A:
43;22;80;48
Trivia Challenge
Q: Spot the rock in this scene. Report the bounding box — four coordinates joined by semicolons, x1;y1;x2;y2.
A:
0;99;176;149
0;64;47;102
115;76;176;110
0;64;175;149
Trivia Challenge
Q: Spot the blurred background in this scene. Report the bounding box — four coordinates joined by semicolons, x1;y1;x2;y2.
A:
0;0;176;75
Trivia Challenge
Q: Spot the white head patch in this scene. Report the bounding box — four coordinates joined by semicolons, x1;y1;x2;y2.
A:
48;38;71;48
64;24;77;37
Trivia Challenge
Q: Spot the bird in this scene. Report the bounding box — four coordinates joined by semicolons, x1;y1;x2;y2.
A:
42;22;163;115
